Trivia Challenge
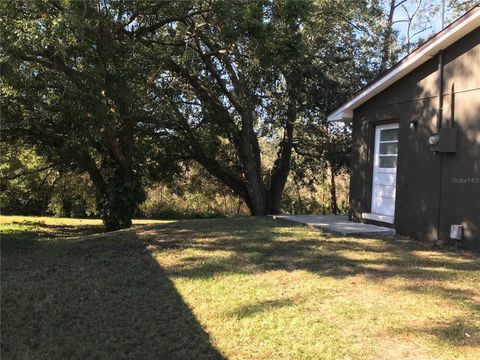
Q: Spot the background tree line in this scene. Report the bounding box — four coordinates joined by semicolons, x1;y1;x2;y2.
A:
1;0;478;230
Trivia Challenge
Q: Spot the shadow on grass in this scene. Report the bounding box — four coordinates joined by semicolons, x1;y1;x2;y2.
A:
140;217;479;348
3;221;103;241
142;218;480;311
229;298;295;319
1;229;226;359
397;319;480;347
427;320;480;347
2;216;479;357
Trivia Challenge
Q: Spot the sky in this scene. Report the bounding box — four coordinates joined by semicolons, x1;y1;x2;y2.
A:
392;0;445;46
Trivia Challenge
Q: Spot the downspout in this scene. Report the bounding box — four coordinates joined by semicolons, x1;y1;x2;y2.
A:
437;51;444;131
450;83;455;127
436;50;444;242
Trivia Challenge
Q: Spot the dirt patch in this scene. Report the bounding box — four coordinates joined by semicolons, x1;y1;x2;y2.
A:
375;337;436;360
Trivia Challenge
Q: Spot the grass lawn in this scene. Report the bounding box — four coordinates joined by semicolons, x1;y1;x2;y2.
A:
1;216;479;359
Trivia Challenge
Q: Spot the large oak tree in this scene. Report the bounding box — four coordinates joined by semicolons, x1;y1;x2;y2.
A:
145;0;385;215
2;0;394;225
1;0;208;229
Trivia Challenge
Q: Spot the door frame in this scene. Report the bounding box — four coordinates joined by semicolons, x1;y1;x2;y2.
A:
362;122;399;224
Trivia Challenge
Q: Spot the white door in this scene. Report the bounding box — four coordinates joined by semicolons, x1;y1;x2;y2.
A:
371;123;399;218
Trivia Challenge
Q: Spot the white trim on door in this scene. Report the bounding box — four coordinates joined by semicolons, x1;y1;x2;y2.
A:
366;123;399;223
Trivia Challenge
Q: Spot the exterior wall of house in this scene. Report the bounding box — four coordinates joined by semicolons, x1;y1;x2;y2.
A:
349;26;480;251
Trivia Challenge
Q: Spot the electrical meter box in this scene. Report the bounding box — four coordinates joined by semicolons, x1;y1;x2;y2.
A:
450;224;463;240
438;127;457;153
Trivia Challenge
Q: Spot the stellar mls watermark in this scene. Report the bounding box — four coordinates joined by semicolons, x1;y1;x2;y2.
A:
451;177;480;184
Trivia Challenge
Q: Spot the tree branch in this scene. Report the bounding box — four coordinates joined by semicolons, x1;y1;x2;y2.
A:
190;36;245;116
166;59;243;148
1;164;58;180
169;104;249;200
132;8;211;38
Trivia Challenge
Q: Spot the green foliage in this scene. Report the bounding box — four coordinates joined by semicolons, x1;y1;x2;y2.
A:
0;1;209;229
142;0;386;214
282;167;350;215
442;0;479;22
0;142;97;217
3;0;446;221
140;201;224;220
98;173;146;231
46;175;98;218
139;163;248;218
0;143;51;215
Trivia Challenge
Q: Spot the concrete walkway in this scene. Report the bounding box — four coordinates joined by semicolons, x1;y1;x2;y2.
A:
272;215;395;236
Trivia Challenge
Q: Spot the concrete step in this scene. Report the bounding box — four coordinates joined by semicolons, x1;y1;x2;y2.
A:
271;215;395;236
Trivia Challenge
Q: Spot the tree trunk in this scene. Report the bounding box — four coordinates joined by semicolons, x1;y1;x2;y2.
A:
329;166;339;215
268;126;294;213
268;80;296;215
379;0;397;73
242;151;267;215
239;114;268;216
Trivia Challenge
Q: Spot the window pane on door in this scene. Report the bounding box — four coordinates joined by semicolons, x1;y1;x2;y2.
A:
379;155;397;168
380;142;398;154
380;129;399;141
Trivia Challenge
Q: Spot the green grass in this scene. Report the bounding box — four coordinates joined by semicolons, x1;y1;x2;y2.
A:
1;216;479;359
0;215;167;248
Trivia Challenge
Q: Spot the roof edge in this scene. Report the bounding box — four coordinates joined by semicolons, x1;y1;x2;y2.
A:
327;6;480;122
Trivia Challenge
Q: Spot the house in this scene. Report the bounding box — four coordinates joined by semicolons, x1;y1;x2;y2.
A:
328;7;480;251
